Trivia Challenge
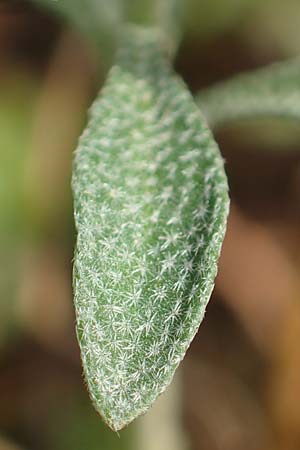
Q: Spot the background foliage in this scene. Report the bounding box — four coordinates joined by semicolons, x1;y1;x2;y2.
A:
1;0;300;449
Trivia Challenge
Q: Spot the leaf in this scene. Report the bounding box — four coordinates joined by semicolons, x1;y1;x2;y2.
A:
196;58;300;129
72;25;229;431
182;0;259;39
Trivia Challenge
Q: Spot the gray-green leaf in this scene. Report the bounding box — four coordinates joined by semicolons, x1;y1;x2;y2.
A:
197;58;300;129
72;25;229;431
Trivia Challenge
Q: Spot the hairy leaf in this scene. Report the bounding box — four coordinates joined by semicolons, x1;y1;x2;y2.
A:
72;25;229;431
197;58;300;128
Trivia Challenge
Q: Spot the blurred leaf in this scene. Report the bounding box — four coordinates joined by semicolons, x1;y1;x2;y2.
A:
33;0;182;59
24;31;93;238
197;58;300;129
51;398;133;450
72;25;229;430
0;76;37;235
0;75;38;348
244;0;300;57
32;0;123;64
182;0;259;38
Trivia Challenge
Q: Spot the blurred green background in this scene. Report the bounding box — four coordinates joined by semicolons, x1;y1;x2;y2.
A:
1;1;300;449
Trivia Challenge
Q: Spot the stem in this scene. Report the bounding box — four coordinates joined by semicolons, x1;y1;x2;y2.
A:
116;25;170;75
135;371;189;450
124;0;182;53
125;0;158;25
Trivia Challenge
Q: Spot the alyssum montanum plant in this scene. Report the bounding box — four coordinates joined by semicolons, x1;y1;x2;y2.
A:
33;0;300;431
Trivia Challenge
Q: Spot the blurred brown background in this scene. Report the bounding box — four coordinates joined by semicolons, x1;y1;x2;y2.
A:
1;1;300;449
